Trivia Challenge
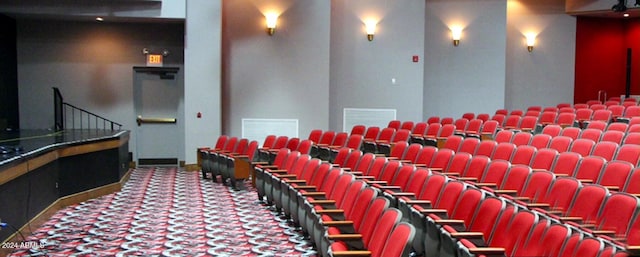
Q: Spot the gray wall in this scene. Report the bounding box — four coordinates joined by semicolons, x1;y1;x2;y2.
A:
13;0;581;164
424;0;508;119
222;0;331;138
16;20;185;160
329;0;425;131
505;0;576;110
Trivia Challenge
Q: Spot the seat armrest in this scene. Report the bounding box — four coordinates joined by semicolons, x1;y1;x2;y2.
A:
316;209;344;214
450;232;484;239
309;200;336;205
330;250;371;257
322;220;354;226
419;209;448;214
327;234;363;240
435;219;465;225
468;247;505;255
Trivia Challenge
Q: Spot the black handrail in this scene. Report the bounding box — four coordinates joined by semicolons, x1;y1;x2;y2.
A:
53;87;123;131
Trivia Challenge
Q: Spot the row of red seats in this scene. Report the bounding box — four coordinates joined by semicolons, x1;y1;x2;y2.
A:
258;144;640;257
254;151;417;256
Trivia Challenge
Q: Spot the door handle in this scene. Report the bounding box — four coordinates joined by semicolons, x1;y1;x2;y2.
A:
136;116;177;126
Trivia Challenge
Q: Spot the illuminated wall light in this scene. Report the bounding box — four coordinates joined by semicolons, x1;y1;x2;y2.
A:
526;33;536;52
451;27;463;47
365;20;377;41
265;13;278;36
95;17;104;22
624;13;630;17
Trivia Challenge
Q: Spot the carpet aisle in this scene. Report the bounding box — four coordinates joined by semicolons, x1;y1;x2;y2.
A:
9;167;317;256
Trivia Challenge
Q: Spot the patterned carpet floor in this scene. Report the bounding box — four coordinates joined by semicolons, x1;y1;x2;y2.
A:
9;167;317;256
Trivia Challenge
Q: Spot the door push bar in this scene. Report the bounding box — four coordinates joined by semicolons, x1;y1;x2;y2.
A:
136;116;177;126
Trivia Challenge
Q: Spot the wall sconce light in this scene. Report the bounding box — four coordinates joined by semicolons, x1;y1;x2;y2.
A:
265;13;278;36
526;33;536;52
365;21;376;41
451;27;462;47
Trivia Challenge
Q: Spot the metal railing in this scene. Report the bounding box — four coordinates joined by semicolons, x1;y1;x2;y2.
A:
53;87;123;131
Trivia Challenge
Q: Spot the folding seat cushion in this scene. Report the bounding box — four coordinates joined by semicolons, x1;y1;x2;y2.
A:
457;137;480;155
620;106;640;123
474;140;497;157
463;119;483;137
542;124;563;137
441;117;454;125
493;130;514;144
559;107;576;113
503;115;522;130
511;132;533;146
529;176;580;215
623;101;638;108
440;152;472;177
556;112;577;128
457;155;490;181
296;139;314;155
308;129;324;143
349;125;366;136
560;184;608;226
549;135;573;153
611;122;633;135
426;116;440;124
530;133;553;149
386;141;408;160
261;135;277;150
428;148;455;172
623;168;640;196
387;120;402;130
510;145;537;165
615;144;640;166
580;128;603;142
491;142;516;161
400;121;415;131
561;127;582;140
285;137;301;151
573;156;607;183
462;112;475;120
442;135;464;152
413;146;438;167
539;111;559;125
631;117;640;126
478;120;499;140
591;141;619;161
530;148;558;171
591;104;607;111
568;138;596;157
601;130;626;144
476;113;490;122
453;118;469;133
591;193;640;238
575;103;590;109
374;127;396;144
596;161;635;191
